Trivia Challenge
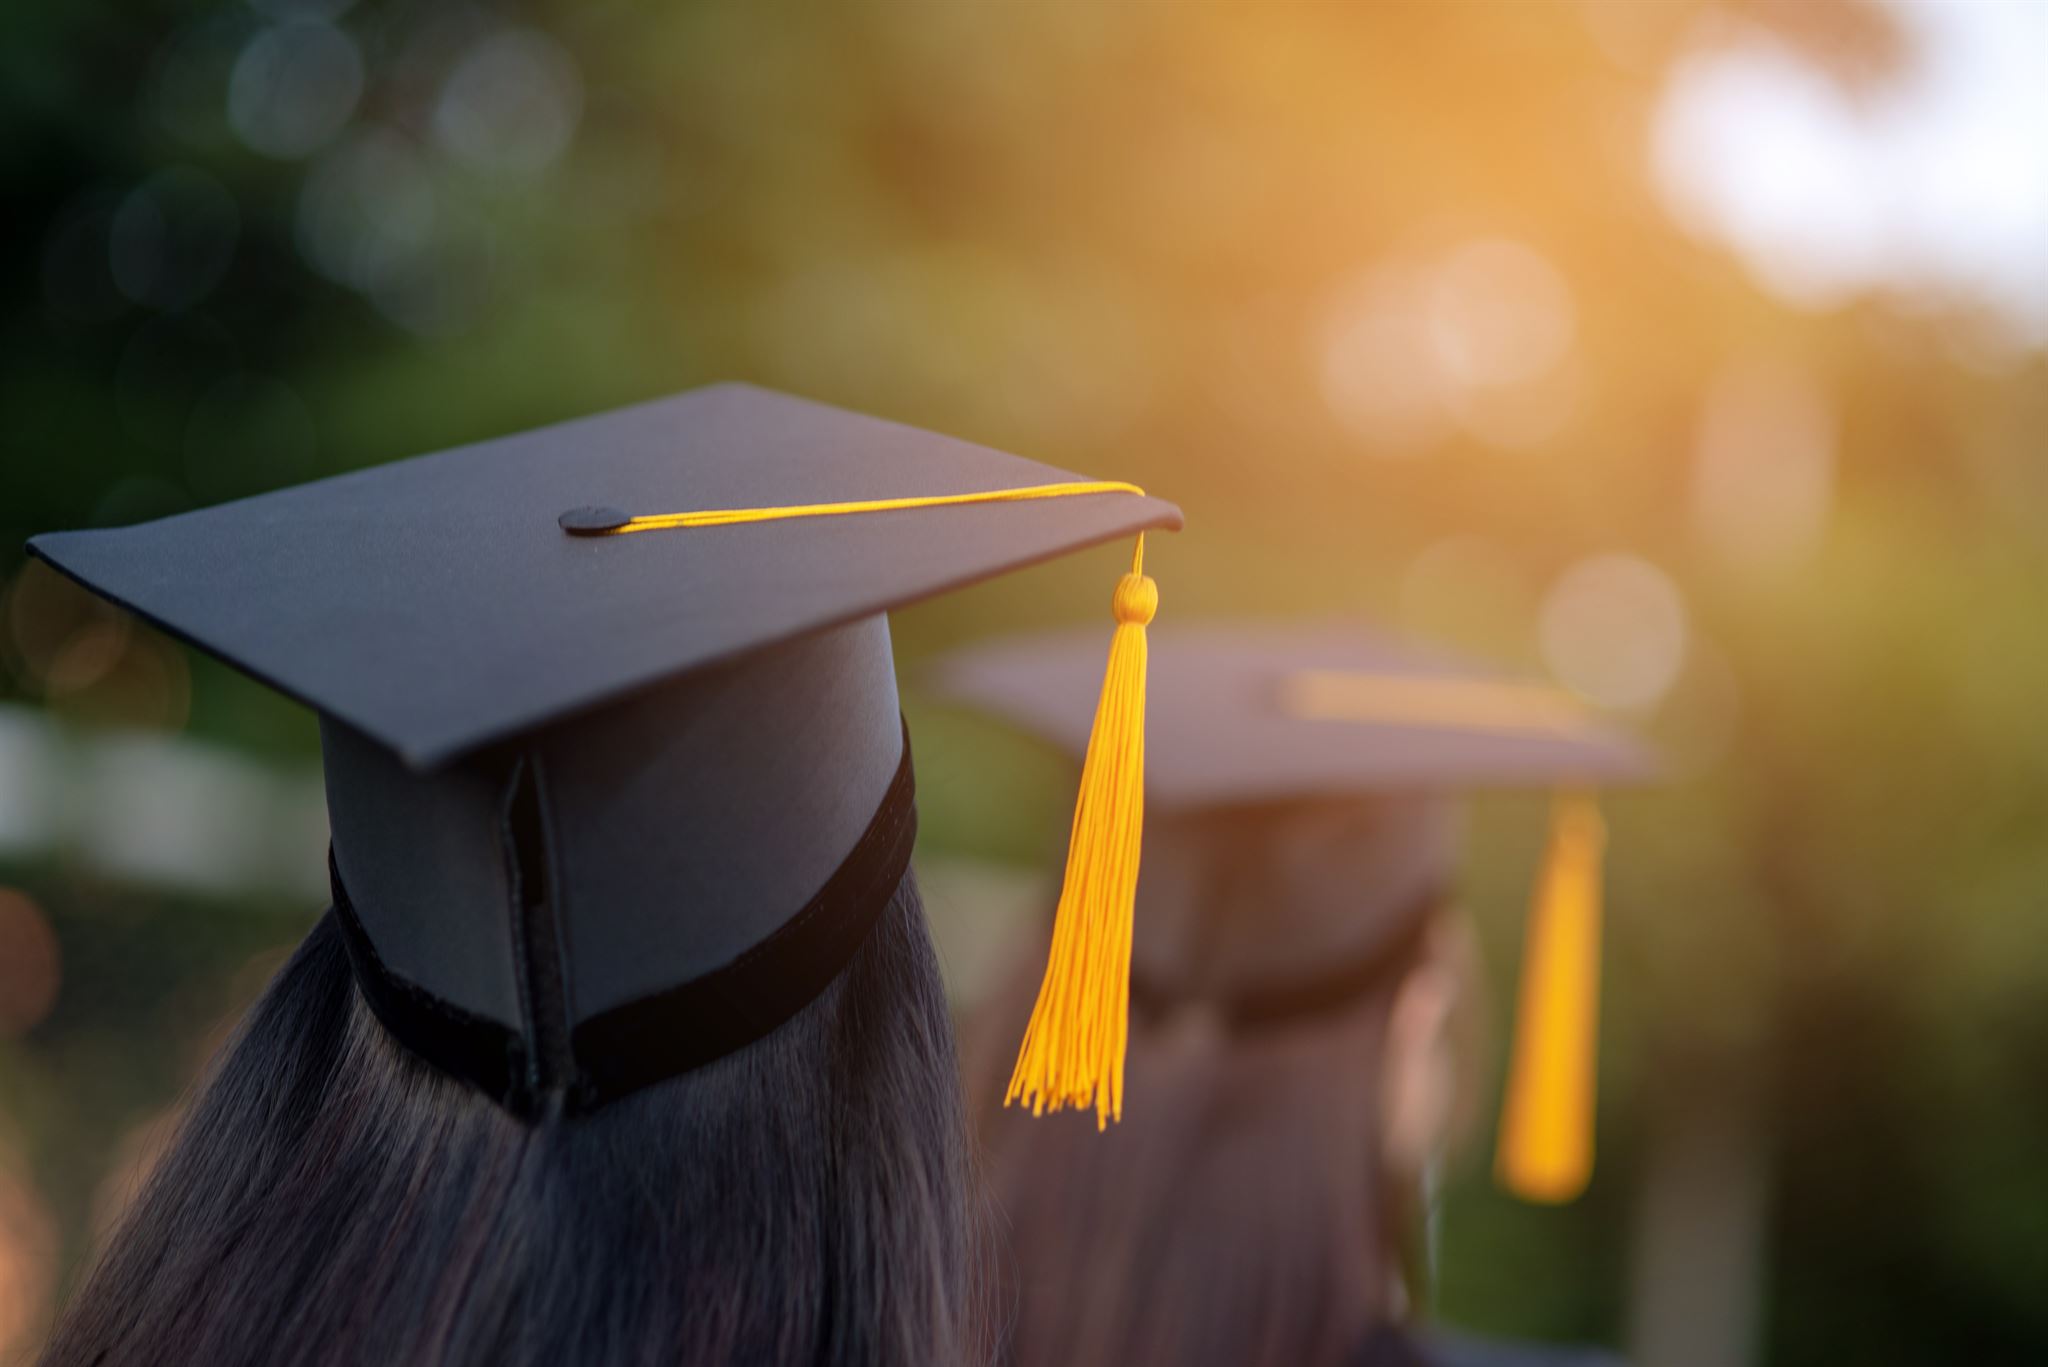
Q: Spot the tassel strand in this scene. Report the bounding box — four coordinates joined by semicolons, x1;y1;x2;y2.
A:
1495;792;1606;1203
1006;535;1154;1129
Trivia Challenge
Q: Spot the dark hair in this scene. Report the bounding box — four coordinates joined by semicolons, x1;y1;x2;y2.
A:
43;874;990;1367
966;932;1428;1367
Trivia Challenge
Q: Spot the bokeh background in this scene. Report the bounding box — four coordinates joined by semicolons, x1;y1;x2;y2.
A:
3;0;2045;1362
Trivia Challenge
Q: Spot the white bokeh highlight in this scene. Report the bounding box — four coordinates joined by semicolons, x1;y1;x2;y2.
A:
432;29;583;176
1652;0;2048;348
1689;362;1837;577
228;21;364;160
1319;238;1581;455
1540;553;1690;712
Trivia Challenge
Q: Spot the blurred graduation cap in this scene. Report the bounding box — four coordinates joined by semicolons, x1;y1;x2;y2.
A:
29;381;1180;1118
934;621;1655;1203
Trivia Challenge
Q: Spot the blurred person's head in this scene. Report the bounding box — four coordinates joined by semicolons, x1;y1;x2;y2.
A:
938;621;1651;1367
967;796;1482;1367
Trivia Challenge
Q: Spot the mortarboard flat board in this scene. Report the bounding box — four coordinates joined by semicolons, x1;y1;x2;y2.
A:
30;381;1181;1119
31;382;1179;769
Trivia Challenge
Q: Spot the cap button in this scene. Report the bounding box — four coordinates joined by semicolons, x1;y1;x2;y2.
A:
558;506;631;536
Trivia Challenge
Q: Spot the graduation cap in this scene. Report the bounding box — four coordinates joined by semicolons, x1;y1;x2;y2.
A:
29;381;1180;1118
934;621;1655;1202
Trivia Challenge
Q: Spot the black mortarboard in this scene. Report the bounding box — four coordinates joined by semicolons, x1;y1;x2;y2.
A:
29;381;1180;1118
935;620;1654;1201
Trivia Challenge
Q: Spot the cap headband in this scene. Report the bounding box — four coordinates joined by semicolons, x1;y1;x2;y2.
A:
329;725;918;1116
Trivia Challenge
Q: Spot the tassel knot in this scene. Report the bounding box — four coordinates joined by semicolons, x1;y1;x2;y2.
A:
1113;572;1157;625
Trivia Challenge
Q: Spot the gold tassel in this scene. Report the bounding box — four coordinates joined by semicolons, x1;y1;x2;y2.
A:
1495;792;1606;1203
1005;535;1155;1129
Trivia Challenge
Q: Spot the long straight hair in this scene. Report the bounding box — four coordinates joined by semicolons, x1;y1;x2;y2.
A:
43;875;990;1367
966;940;1419;1367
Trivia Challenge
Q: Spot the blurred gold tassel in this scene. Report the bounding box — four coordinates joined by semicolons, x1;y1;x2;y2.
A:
1006;535;1154;1129
1495;792;1606;1203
